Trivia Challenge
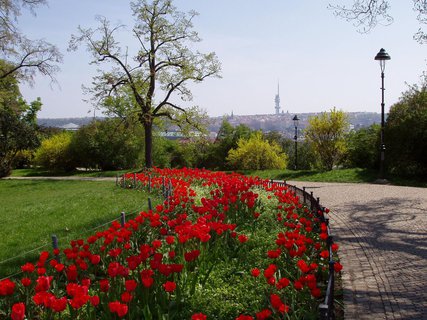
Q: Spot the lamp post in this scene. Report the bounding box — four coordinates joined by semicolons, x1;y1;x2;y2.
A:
374;48;391;181
292;115;299;170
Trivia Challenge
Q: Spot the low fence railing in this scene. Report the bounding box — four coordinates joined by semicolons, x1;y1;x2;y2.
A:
0;207;148;281
268;180;336;320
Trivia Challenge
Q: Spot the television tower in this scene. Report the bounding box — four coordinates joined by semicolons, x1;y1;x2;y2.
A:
274;82;281;115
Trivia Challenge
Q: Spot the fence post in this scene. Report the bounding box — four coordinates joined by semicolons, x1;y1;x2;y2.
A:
303;187;306;204
148;175;152;193
310;191;314;210
162;177;165;197
120;211;126;227
319;303;328;320
148;197;152;211
51;235;60;263
133;173;136;189
328;259;336;318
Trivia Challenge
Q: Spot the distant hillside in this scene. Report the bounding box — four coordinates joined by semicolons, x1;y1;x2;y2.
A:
38;112;381;137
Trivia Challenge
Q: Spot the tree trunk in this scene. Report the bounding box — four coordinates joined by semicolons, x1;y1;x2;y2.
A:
144;119;153;168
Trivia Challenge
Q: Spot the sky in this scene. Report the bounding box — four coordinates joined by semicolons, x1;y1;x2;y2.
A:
18;0;427;118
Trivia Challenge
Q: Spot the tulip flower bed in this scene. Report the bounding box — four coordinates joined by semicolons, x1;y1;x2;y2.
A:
0;168;341;319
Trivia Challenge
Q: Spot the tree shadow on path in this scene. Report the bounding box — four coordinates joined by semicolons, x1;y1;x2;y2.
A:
331;196;427;319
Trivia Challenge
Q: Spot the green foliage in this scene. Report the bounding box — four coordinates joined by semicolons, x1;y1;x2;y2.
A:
385;82;427;178
304;108;349;170
34;131;75;171
227;131;288;170
150;136;208;168
264;132;318;170
169;141;198;168
150;136;174;168
70;118;144;170
11;149;34;169
200;119;253;170
344;124;380;169
0;64;40;177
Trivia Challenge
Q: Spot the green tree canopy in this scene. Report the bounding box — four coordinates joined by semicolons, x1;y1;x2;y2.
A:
345;124;380;169
69;0;221;168
304;108;349;171
385;81;427;177
199;119;252;170
264;131;318;170
0;61;41;177
70;118;144;171
226;131;288;170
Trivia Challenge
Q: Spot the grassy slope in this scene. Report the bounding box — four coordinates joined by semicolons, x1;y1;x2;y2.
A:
0;179;156;278
10;168;139;178
239;168;427;187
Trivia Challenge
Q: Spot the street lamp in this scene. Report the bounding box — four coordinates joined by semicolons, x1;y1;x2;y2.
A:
292;115;299;170
374;48;391;181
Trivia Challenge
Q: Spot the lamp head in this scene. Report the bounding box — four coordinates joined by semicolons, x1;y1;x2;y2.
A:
375;48;391;73
292;115;299;127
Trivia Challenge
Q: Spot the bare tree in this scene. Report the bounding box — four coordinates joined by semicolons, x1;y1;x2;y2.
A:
0;0;62;83
69;0;221;168
329;0;427;43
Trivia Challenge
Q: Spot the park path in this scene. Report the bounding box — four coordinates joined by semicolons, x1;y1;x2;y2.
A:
288;181;427;320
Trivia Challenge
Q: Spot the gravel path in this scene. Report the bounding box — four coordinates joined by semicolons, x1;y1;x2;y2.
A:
288;181;427;320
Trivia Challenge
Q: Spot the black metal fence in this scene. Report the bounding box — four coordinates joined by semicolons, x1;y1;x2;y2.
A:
268;180;336;320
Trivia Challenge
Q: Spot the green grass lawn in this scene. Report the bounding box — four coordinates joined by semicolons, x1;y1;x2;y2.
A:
239;168;427;187
0;179;157;279
240;168;377;183
10;168;140;178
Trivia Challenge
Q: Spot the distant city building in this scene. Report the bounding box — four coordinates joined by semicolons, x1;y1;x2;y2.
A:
60;123;80;131
274;82;281;115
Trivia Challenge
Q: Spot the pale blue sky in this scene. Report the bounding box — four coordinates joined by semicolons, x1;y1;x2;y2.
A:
18;1;427;118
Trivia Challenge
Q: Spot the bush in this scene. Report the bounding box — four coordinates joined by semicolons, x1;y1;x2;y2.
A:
344;124;380;169
34;131;75;171
70;119;143;170
264;132;318;170
304;108;349;170
202;120;253;170
12;149;34;169
227;131;288;170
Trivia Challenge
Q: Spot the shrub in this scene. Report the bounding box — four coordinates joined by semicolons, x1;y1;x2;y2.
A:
344;124;380;169
304;108;349;170
70;119;143;170
34;131;75;171
227;131;288;170
264;132;318;170
11;149;34;169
